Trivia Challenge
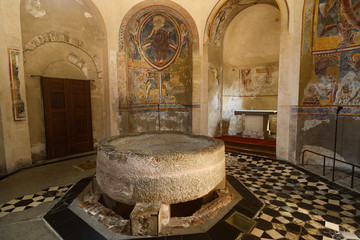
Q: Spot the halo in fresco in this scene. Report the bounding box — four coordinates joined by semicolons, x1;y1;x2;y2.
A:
138;12;181;71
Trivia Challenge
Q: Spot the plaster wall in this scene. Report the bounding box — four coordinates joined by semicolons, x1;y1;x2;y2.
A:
20;0;108;160
0;0;32;172
0;108;6;172
299;115;360;168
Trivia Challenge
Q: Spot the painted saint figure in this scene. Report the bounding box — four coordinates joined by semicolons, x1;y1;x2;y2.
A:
143;16;170;64
141;15;179;66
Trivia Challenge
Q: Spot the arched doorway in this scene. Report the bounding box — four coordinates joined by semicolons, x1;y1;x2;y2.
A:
20;0;108;161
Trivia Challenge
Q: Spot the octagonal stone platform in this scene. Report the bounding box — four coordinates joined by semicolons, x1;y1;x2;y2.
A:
96;131;225;205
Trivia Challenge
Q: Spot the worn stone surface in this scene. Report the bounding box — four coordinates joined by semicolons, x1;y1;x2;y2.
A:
96;131;225;205
130;202;168;236
78;192;131;234
242;129;266;139
166;188;233;229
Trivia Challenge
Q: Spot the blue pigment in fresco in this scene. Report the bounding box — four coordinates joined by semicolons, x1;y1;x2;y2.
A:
140;14;179;67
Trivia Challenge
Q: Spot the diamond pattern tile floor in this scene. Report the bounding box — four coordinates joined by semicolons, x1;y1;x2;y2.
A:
0;184;72;218
225;152;360;240
1;153;360;240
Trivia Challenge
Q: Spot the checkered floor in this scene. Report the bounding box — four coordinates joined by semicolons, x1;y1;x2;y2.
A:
225;152;360;240
1;153;360;240
0;185;72;218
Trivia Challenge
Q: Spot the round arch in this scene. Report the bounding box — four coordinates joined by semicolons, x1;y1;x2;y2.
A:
20;0;109;161
204;0;288;136
204;0;289;44
117;0;201;134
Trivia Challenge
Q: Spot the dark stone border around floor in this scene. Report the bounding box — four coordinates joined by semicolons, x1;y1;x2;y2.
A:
44;177;106;240
42;172;264;239
44;152;360;240
228;151;360;198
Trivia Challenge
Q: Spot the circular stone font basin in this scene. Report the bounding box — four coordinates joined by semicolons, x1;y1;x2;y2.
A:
96;131;225;205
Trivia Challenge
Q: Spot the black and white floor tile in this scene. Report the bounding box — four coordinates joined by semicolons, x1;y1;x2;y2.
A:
0;184;73;218
1;153;360;240
225;152;360;240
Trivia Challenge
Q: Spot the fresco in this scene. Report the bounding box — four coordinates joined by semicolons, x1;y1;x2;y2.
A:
206;0;278;45
238;64;278;96
139;14;181;71
124;10;193;132
301;0;360;106
225;63;279;97
8;48;26;121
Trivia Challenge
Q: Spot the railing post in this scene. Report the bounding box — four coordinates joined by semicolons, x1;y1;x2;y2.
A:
301;148;359;189
302;151;305;166
351;165;355;188
332;106;343;182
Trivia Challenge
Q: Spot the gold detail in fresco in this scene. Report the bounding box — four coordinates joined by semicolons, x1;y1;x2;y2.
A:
138;13;181;71
301;0;360;106
125;10;192;106
313;0;360;51
235;0;260;6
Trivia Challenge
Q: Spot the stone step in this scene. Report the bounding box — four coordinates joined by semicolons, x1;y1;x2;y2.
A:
224;142;276;158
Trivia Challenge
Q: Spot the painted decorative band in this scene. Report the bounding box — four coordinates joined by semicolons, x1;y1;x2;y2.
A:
291;105;360;116
119;104;200;112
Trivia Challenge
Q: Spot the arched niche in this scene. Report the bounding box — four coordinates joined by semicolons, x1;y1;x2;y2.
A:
20;0;108;161
117;0;200;134
204;0;288;138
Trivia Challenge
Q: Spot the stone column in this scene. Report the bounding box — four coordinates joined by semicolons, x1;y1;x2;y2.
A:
276;0;303;162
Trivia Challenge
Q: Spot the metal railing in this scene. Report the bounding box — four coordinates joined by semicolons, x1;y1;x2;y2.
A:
302;149;360;188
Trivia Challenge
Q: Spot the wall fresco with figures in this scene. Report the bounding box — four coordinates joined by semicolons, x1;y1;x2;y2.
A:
301;0;360;106
121;8;193;133
299;0;360;167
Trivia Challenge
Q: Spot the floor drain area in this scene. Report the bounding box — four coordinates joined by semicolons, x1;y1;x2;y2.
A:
225;211;257;233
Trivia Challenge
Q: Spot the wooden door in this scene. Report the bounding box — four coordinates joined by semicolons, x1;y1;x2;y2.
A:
41;77;93;159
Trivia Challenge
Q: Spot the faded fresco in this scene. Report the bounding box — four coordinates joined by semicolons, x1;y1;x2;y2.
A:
301;0;360;106
206;0;278;45
8;49;26;121
124;10;192;132
237;64;278;96
223;63;279;97
299;0;360;167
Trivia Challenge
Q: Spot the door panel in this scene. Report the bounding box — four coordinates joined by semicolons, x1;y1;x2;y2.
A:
69;80;93;154
42;77;93;159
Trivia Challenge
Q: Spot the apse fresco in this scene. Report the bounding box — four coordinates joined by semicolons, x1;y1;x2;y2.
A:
301;0;360;106
238;64;278;96
127;11;191;105
124;9;192;132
